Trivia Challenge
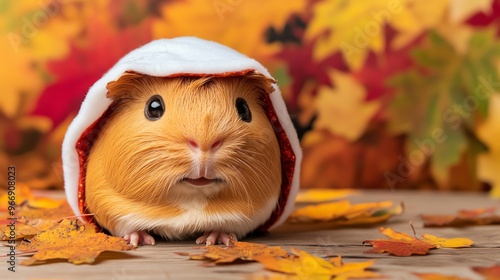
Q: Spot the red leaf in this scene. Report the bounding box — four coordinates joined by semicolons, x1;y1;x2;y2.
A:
31;18;152;127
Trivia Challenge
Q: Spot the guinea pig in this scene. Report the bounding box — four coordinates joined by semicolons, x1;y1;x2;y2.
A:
85;71;281;246
62;37;301;247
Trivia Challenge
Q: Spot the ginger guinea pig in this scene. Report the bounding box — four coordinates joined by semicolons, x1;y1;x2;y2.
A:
85;71;281;246
62;37;301;247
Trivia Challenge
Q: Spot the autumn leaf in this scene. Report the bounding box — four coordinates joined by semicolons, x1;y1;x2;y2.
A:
0;218;59;240
288;200;402;226
472;264;500;280
176;241;287;265
476;94;500;198
420;234;474;248
414;272;470;280
17;201;75;221
314;70;380;141
363;239;435;257
32;7;152;127
295;189;358;203
305;0;449;69
387;30;500;187
420;207;500;227
458;207;496;217
16;219;133;265
364;227;473;256
259;248;380;279
152;0;305;60
0;182;34;211
380;227;474;248
0;0;98;118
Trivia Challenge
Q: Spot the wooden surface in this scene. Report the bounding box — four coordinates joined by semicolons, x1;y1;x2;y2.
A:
2;190;500;280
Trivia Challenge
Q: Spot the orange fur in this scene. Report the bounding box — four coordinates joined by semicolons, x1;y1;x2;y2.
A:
85;71;281;239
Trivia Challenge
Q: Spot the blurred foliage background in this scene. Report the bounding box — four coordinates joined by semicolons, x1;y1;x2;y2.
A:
1;0;500;197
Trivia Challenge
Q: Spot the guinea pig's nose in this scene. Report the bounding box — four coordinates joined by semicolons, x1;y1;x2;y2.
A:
188;139;222;153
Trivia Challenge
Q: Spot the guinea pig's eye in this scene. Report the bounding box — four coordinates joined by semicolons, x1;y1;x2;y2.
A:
144;95;165;121
235;98;252;123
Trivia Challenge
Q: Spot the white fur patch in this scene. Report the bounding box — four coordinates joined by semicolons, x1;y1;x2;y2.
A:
112;195;277;240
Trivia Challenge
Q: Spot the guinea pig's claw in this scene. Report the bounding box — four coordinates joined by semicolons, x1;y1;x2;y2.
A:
196;231;237;246
123;230;155;247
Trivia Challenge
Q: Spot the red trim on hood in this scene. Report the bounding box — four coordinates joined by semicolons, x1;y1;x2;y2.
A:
75;71;295;231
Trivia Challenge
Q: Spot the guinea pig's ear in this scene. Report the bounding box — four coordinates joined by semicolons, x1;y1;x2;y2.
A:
243;71;276;95
106;71;146;100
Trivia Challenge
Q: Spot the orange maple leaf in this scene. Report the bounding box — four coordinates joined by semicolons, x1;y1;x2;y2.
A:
16;219;133;265
363;239;435;257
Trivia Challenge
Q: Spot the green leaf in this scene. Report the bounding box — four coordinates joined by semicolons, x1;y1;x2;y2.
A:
272;66;292;88
387;29;500;186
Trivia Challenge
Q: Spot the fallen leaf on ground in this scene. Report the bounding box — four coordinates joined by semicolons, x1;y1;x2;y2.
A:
363;239;435;257
457;207;496;217
0;218;59;240
420;207;500;227
178;242;380;279
472;264;500;280
16;202;75;221
288;200;403;226
176;241;287;265
0;183;34;211
16;219;133;265
414;272;470;280
420;234;474;248
257;248;380;279
364;227;473;256
295;189;358;203
25;197;66;209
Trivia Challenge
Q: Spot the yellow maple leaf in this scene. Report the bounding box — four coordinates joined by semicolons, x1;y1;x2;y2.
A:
289;200;353;222
259;248;380;279
476;94;500;197
152;0;305;59
314;70;380;141
295;189;358;203
420;233;474;248
306;0;449;69
0;1;103;117
0;40;44;118
16;219;133;265
379;227;414;241
390;0;449;49
288;200;401;226
305;0;389;69
449;0;494;23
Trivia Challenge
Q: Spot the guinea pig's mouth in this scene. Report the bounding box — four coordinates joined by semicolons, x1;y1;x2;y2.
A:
180;177;224;186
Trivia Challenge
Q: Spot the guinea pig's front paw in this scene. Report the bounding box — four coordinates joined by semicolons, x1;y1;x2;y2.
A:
123;230;155;247
195;231;237;246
